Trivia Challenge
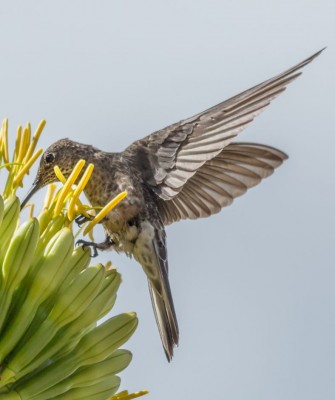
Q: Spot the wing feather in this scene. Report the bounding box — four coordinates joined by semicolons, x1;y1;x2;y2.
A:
124;50;322;200
157;143;288;224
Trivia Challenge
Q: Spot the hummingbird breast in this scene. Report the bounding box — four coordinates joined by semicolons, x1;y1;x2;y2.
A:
83;153;150;255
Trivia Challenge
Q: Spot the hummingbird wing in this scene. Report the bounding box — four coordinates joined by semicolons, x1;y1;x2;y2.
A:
133;219;178;361
156;142;287;224
124;50;321;202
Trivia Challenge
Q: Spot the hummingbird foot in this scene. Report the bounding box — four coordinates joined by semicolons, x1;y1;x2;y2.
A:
75;213;108;227
76;236;114;257
75;214;93;227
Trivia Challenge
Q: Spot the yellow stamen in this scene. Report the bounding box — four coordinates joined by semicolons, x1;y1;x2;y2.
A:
26;122;31;142
53;159;86;216
74;199;91;218
83;191;127;236
18;125;31;164
112;390;149;400
2;119;10;170
0;163;22;170
14;125;22;162
16;129;26;165
32;119;46;142
43;183;57;210
54;188;75;216
29;203;35;219
54;165;67;184
23;120;46;164
0;129;2;164
68;163;94;220
88;227;95;242
55;163;96;219
13;148;43;188
105;261;112;270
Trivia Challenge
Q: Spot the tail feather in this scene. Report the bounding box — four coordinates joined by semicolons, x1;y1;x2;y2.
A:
133;219;179;361
148;280;179;361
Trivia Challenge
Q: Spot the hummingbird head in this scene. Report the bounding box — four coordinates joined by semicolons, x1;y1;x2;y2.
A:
21;138;94;209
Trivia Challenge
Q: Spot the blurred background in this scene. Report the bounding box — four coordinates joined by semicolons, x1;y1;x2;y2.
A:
0;1;334;399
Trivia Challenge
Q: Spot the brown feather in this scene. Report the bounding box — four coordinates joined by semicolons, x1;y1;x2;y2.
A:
124;50;321;201
157;143;288;224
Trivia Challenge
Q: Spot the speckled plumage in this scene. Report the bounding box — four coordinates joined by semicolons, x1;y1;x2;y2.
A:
21;50;321;361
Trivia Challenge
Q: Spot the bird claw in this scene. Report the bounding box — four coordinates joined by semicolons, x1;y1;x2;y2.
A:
75;214;108;227
75;214;93;227
77;239;99;257
76;236;114;258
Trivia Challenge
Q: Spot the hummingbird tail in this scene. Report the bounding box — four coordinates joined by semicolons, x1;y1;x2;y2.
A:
148;280;179;361
133;220;179;361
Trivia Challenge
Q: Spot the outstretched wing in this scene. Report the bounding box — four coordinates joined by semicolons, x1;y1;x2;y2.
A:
156;142;287;225
133;220;178;361
124;50;322;200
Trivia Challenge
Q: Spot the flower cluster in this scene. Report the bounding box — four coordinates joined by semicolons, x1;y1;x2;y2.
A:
0;119;147;400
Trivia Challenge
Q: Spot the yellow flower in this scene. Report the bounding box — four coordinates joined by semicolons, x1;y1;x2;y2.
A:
111;390;149;400
52;161;128;235
0;118;146;400
0;118;45;198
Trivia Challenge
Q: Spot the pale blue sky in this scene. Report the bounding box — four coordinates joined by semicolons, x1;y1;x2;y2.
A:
0;1;334;399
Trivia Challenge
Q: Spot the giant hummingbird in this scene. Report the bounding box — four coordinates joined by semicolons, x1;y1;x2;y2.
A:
21;50;322;361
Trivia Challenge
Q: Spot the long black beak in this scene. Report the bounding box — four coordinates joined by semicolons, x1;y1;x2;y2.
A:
20;184;40;210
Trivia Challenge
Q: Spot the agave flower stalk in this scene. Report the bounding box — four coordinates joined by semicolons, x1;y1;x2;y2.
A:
0;119;147;400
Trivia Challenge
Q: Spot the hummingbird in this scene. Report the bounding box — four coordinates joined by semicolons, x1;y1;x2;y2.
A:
21;50;322;361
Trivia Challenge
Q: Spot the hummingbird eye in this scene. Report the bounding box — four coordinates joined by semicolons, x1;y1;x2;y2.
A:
45;153;55;164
